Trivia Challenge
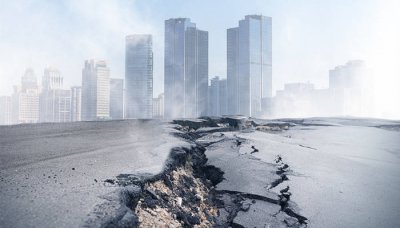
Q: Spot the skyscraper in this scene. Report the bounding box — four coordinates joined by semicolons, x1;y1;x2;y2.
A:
70;86;82;122
12;68;40;124
125;35;153;119
81;60;110;121
164;18;208;118
219;78;228;116
329;60;373;116
42;67;63;90
21;68;38;91
152;93;164;119
208;76;227;116
273;82;316;117
329;60;368;89
0;96;12;125
227;15;272;117
110;78;124;120
39;68;71;123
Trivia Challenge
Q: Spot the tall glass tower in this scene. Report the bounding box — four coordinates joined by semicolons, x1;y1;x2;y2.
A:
164;18;208;118
40;68;71;123
81;60;110;121
110;78;124;120
227;15;272;117
125;35;153;119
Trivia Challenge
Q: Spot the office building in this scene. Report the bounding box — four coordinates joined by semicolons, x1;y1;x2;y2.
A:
329;60;373;116
81;60;110;121
208;76;227;116
0;96;12;125
71;86;82;122
125;35;153;119
227;15;272;117
164;18;208;118
110;78;124;119
11;69;40;124
152;93;164;119
273;82;316;117
39;68;71;123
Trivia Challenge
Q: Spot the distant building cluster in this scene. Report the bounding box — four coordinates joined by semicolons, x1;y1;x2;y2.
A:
272;60;374;118
0;65;118;125
0;15;374;125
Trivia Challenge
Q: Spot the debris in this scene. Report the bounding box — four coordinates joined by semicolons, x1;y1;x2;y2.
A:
104;179;115;184
250;145;259;154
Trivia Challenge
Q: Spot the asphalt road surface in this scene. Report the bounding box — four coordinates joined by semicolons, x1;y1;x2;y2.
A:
0;120;183;228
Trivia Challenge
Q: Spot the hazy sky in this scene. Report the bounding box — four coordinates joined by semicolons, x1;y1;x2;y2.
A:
1;0;399;118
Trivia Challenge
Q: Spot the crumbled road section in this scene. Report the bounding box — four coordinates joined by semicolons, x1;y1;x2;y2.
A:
104;117;306;227
134;163;219;227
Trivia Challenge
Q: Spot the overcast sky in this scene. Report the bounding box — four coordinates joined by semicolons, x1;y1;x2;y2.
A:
1;0;399;118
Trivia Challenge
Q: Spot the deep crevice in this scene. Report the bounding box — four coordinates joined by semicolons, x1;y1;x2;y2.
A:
95;118;308;227
272;155;308;225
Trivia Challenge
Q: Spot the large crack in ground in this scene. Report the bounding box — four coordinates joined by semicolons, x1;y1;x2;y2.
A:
93;117;308;227
206;131;308;227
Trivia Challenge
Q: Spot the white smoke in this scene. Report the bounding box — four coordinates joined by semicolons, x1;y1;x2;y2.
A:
0;0;158;96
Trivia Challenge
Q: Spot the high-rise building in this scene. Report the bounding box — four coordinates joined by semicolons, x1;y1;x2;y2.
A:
329;60;373;116
152;93;164;119
125;35;153;119
21;68;38;91
227;15;272;117
329;60;368;89
164;18;208;118
208;77;220;116
39;89;71;123
81;60;110;121
39;68;71;123
208;76;228;116
55;90;71;122
11;69;40;124
71;86;82;122
42;67;63;90
272;82;316;117
0;96;12;125
110;78;124;120
219;78;228;116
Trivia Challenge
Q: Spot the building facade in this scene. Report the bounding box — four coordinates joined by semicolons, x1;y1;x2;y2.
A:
208;76;227;116
227;15;272;117
110;78;124;120
81;60;110;121
329;60;373;116
39;68;71;123
152;93;164;119
125;35;153;119
11;69;40;124
164;18;208;118
272;82;316;118
70;86;82;122
0;96;12;125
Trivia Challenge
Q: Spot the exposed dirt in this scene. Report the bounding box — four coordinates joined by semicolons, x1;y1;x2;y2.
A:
135;164;219;227
100;117;308;227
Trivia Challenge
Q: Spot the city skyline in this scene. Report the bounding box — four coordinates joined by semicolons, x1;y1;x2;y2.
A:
0;0;399;118
0;2;399;227
0;56;374;124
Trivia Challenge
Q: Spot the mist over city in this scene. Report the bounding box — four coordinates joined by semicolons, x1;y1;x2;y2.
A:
1;0;399;123
1;1;400;228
